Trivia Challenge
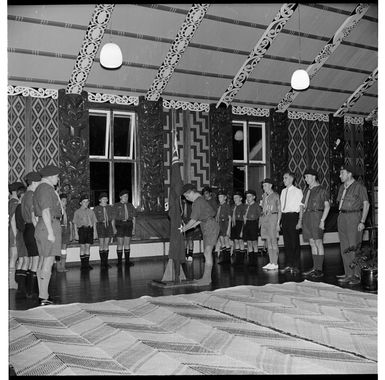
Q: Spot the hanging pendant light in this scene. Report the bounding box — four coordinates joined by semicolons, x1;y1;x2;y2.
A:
100;15;123;69
291;5;310;91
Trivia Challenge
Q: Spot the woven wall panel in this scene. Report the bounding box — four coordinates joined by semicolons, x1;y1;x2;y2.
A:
31;97;59;170
8;96;27;182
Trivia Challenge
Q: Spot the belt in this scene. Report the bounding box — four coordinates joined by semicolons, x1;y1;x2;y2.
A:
339;209;361;214
305;209;324;212
282;212;299;214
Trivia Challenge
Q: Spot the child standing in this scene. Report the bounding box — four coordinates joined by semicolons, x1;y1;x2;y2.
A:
73;194;97;271
230;191;247;265
216;191;232;264
93;192;114;269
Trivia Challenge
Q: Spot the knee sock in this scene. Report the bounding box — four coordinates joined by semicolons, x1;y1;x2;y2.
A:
9;268;18;289
39;270;52;300
313;255;324;272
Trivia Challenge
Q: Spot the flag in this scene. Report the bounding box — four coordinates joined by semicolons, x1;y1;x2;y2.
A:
168;128;185;262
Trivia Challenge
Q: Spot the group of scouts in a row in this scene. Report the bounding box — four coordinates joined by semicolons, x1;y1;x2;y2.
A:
8;164;137;306
180;164;369;286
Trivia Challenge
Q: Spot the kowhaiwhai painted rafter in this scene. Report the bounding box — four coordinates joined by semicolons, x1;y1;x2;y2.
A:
66;4;115;94
216;3;297;108
334;68;378;117
276;3;369;113
146;4;210;101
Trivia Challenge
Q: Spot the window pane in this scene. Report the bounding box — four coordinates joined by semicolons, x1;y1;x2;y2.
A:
233;166;246;194
248;165;265;200
114;162;133;203
248;124;263;161
233;123;244;161
90;162;110;206
89;114;107;156
114;115;131;157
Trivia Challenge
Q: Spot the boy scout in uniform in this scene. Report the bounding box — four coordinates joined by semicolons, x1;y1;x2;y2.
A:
298;168;330;279
112;189;137;267
336;165;370;285
230;191;247;265
33;164;62;306
215;191;232;264
21;171;41;297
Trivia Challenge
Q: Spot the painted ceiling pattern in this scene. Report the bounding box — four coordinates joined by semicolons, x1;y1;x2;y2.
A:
7;3;378;119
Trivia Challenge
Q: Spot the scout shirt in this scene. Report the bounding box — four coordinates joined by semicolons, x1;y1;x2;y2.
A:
337;180;369;211
113;201;136;221
243;201;261;221
301;185;328;212
33;183;62;219
216;202;232;223
73;207;97;228
8;197;19;223
190;195;216;224
231;203;247;223
261;191;280;215
21;190;35;224
94;204;114;225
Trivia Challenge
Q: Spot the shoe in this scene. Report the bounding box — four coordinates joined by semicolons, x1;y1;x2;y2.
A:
348;276;361;285
39;298;54;306
338;276;352;284
267;263;278;271
280;266;291;274
302;268;316;276
309;270;324;279
336;274;346;279
291;267;300;275
262;263;272;270
186;255;193;262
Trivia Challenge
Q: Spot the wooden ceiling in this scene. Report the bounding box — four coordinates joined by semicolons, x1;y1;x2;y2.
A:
7;3;378;118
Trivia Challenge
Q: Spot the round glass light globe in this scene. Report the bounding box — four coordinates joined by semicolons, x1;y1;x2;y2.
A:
291;69;310;91
100;43;123;69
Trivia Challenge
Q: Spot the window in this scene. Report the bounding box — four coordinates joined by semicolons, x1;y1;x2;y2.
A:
232;120;266;198
89;110;139;207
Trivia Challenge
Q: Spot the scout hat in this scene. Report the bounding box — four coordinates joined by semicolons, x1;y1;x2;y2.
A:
340;164;355;176
182;183;196;194
304;168;318;177
79;194;89;202
25;171;41;184
99;192;108;200
245;189;256;196
119;189;129;197
233;191;244;198
262;178;273;185
8;181;24;192
39;164;61;177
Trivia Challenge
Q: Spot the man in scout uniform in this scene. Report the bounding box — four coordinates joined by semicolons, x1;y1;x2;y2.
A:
112;189;136;267
181;183;219;286
21;171;41;297
8;181;24;289
94;192;114;269
33;164;62;306
230;191;247;265
260;178;281;271
298;168;330;279
243;189;261;266
336;165;370;285
279;171;303;275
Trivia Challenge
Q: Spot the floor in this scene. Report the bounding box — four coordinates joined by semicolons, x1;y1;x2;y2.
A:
9;243;376;311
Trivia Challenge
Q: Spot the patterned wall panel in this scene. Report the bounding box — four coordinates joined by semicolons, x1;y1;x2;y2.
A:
8;96;26;182
31;97;59;171
308;120;330;194
288;118;308;190
188;111;210;190
344;121;365;183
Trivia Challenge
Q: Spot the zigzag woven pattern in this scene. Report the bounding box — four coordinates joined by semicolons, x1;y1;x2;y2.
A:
9;281;376;375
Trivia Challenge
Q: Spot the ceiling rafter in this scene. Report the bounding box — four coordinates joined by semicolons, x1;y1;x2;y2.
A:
66;4;115;94
145;4;210;101
276;3;369;113
365;106;377;121
334;68;378;117
216;3;297;108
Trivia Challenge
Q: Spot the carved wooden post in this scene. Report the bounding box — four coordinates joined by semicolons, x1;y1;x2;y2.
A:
137;96;165;213
328;114;345;206
209;104;233;194
270;109;288;193
58;89;89;219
